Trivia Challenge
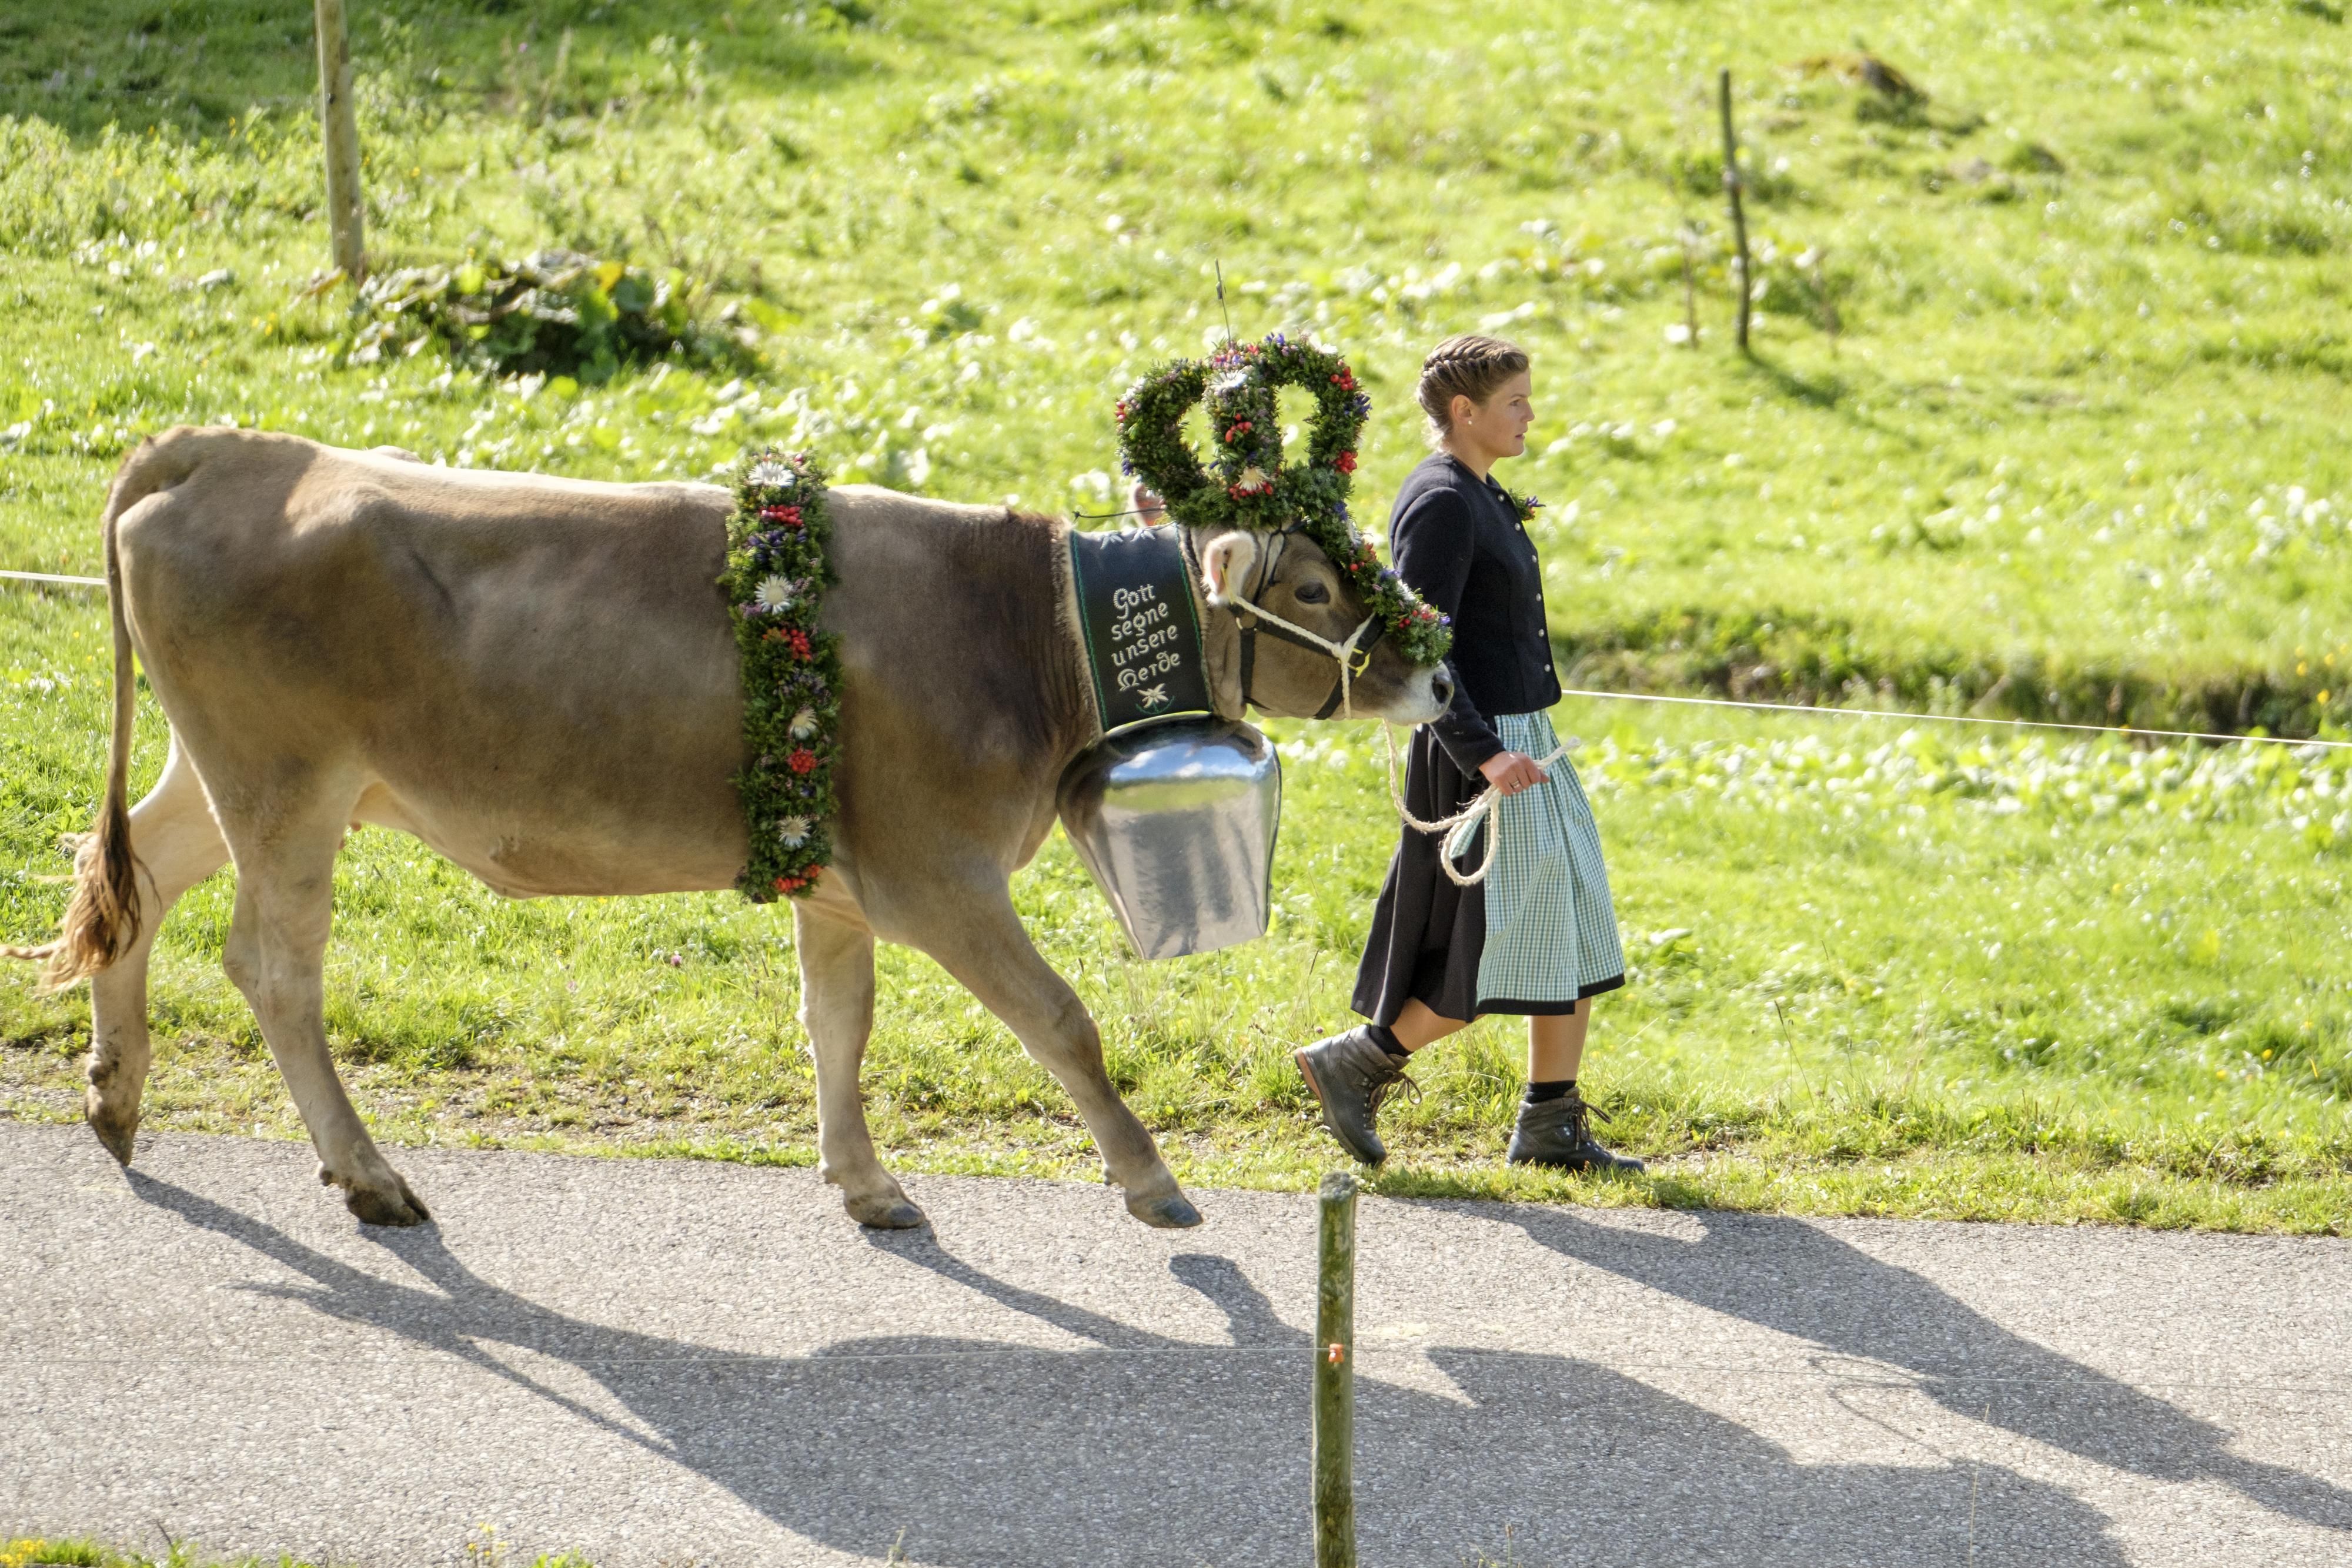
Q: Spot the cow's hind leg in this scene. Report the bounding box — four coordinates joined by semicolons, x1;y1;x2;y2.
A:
903;881;1200;1229
217;777;426;1226
84;736;230;1162
795;898;923;1229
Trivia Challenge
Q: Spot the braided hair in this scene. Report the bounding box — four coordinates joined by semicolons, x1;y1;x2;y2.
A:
1415;334;1531;446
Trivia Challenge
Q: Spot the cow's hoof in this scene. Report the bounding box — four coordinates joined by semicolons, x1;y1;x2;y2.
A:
1128;1191;1204;1229
340;1172;432;1227
83;1095;138;1166
846;1191;927;1229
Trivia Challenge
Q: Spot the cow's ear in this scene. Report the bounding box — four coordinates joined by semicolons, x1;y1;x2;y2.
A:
1199;531;1258;607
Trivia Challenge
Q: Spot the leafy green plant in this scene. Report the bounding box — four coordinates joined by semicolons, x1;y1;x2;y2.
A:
345;251;732;382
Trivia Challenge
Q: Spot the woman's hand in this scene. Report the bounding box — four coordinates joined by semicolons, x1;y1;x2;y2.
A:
1478;750;1549;795
1131;481;1166;521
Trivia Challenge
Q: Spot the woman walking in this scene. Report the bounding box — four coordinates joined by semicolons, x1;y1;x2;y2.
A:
1293;335;1642;1173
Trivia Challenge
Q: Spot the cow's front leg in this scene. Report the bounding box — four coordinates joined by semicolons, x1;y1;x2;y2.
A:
217;778;427;1226
794;897;922;1229
903;878;1200;1229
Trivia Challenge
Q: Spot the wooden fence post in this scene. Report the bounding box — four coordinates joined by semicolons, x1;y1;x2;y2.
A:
314;0;366;284
1718;68;1750;355
1312;1171;1358;1568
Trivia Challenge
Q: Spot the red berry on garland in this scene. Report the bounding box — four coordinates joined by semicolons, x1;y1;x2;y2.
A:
1335;450;1357;473
788;747;820;774
760;504;804;528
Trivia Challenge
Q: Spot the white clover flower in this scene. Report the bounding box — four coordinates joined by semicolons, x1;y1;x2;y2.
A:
756;575;797;610
777;815;812;847
748;460;796;489
789;706;819;739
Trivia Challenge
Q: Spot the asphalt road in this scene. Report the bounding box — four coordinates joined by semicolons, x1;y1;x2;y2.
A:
5;1121;2350;1567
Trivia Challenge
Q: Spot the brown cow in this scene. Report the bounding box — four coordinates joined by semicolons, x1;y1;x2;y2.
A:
10;429;1449;1230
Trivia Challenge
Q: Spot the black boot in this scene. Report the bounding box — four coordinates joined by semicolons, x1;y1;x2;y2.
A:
1507;1087;1645;1174
1293;1028;1418;1166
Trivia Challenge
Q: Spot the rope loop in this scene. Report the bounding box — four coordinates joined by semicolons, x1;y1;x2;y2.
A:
1381;723;1577;887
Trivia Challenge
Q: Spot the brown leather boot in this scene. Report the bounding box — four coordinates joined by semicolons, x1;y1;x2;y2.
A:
1507;1088;1645;1174
1293;1028;1417;1165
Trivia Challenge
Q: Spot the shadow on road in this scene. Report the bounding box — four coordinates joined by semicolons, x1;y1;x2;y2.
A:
127;1172;2137;1566
1508;1206;2352;1537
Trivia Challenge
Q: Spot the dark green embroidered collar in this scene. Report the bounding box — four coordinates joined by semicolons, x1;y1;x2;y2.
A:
1067;525;1214;735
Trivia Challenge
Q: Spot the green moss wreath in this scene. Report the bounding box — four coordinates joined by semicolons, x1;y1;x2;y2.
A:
1116;333;1454;667
720;449;843;901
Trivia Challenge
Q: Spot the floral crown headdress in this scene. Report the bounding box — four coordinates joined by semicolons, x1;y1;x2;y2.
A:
1115;333;1453;667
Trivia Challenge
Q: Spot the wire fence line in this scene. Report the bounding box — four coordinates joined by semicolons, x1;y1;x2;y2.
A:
1553;686;2352;754
2;569;2339;753
0;570;104;588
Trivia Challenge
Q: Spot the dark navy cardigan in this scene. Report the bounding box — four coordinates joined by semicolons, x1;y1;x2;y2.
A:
1387;452;1562;771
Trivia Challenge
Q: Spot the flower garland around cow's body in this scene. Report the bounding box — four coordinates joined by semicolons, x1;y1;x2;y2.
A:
1116;333;1454;667
721;450;843;901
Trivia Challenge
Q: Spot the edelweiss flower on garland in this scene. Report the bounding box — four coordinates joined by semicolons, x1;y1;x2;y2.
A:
1116;332;1453;667
720;450;843;901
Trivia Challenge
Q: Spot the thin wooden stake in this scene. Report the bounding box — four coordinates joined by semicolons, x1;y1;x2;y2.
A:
1718;68;1751;355
1678;223;1702;348
1312;1170;1358;1568
314;0;366;285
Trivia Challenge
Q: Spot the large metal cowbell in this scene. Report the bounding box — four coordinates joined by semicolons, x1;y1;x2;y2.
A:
1057;718;1282;961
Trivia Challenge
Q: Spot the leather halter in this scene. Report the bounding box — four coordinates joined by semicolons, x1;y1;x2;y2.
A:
1181;527;1387;720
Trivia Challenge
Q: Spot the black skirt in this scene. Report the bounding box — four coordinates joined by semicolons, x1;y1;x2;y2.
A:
1350;723;1626;1025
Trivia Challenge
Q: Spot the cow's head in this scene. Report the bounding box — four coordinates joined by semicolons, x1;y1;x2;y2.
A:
1191;526;1452;724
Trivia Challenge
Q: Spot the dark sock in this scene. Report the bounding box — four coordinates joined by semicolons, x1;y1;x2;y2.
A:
1365;1023;1410;1061
1524;1077;1576;1105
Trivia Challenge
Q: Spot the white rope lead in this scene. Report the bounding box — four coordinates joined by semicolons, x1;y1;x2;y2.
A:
1381;723;1578;888
1552;686;2352;753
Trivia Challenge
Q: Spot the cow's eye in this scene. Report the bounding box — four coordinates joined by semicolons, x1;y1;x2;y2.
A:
1294;580;1331;604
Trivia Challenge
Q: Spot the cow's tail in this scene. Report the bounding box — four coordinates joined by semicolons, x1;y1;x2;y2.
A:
3;439;183;988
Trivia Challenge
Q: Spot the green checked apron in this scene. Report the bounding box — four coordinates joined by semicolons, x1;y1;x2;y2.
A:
1454;711;1625;1007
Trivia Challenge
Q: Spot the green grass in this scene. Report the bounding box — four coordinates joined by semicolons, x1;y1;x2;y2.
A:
0;1536;592;1568
4;0;2352;1233
1;1539;339;1568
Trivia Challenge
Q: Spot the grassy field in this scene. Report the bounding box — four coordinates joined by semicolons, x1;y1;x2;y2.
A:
4;0;2352;1232
0;1534;587;1568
